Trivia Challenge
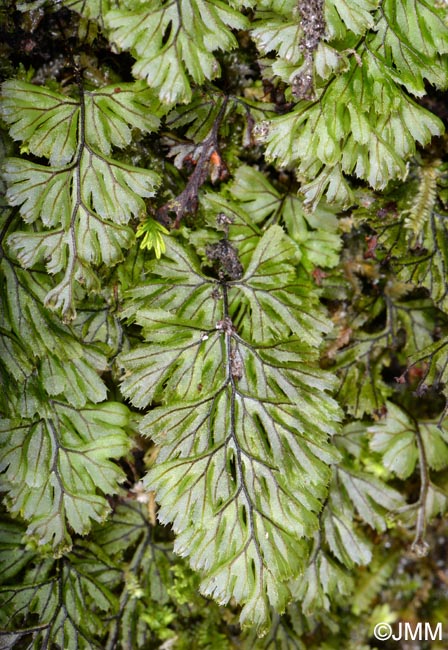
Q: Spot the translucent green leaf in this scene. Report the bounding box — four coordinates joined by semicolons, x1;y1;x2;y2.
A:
325;0;378;39
120;227;341;630
127;228;332;347
229;165;341;269
261;3;445;206
423;482;448;521
236;226;333;344
0;237;110;410
0;520;36;584
93;500;210;649
63;0;111;21
0;401;131;551
166;92;229;142
82;82;162;154
335;465;403;531
1;81;80;165
420;422;448;471
242;603;306;650
1;79;162;318
371;0;448;96
320;434;405;569
314;42;342;80
252;6;303;64
291;547;352;614
331;333;393;418
323;507;372;568
105;0;248;104
2;0;448;642
369;402;448;478
0;525;119;650
39;353;107;408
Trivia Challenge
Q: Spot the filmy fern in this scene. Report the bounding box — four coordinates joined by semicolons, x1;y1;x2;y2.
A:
119;226;341;630
1;79;163;319
258;0;448;206
1;0;448;646
104;0;250;104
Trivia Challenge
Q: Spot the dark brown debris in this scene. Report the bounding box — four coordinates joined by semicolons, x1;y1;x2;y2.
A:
292;0;325;101
206;239;244;280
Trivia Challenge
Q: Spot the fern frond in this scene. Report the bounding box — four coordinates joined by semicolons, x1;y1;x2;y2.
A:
0;400;131;550
1;80;163;319
119;226;342;631
403;159;442;246
105;0;249;104
258;0;448;206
